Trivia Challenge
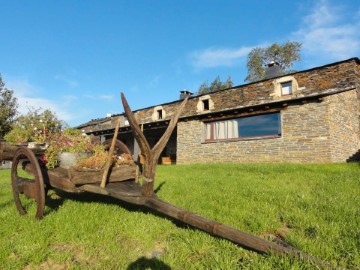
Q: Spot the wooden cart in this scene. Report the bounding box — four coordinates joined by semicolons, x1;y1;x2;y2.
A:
0;93;325;267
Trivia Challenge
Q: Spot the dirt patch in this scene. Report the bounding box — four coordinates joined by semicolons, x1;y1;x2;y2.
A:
145;241;166;259
260;226;292;248
23;259;70;270
52;243;94;264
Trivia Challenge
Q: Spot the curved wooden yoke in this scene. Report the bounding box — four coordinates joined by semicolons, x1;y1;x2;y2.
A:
121;92;188;196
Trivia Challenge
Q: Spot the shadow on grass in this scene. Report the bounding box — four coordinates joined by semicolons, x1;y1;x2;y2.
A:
127;257;171;270
0;199;13;209
44;181;193;231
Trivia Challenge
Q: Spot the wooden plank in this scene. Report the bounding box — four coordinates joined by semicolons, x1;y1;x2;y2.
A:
0;142;45;161
20;161;77;193
106;181;146;205
46;167;79;193
78;184;109;195
68;165;136;185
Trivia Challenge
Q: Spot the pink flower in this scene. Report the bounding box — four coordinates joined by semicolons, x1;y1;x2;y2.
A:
40;155;47;165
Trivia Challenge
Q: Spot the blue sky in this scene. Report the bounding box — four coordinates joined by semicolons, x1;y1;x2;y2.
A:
1;0;359;127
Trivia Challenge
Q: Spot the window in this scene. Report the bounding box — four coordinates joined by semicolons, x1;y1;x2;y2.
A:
272;76;298;98
157;109;163;120
197;95;214;112
152;106;166;121
202;99;210;111
281;81;292;95
204;112;281;141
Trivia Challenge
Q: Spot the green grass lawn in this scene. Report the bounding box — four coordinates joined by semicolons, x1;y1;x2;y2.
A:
0;163;359;269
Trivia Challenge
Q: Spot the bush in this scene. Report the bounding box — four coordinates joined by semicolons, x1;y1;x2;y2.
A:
4;126;32;144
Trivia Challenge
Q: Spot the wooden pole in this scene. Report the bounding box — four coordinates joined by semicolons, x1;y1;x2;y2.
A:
143;197;326;267
100;117;121;188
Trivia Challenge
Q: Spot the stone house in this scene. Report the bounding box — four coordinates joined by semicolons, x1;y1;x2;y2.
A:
78;57;360;164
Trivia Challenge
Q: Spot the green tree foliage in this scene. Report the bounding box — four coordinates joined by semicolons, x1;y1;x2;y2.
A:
198;76;233;94
245;41;302;82
4;108;66;144
0;74;18;138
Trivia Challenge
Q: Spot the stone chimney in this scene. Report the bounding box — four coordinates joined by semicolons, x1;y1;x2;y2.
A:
264;61;281;79
180;90;193;100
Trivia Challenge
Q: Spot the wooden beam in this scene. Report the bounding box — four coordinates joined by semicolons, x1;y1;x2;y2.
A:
143;197;325;266
100;117;121;188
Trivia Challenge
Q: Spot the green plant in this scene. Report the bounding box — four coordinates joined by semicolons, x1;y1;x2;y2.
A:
4;126;32;144
4;107;64;145
44;128;94;169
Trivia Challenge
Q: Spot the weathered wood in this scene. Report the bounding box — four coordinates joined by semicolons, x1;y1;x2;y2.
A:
103;139;132;155
0;142;45;161
121;92;187;196
11;147;46;219
101;118;122;188
141;197;324;266
79;184;109;195
68;165;136;185
16;177;38;199
106;181;146;205
46;167;80;193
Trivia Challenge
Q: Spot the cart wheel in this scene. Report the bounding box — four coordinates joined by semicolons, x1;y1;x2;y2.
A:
103;139;132;155
11;147;45;220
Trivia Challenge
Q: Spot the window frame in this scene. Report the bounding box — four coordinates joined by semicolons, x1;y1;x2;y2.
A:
152;106;166;121
272;76;298;98
203;112;281;143
197;95;214;113
281;81;292;96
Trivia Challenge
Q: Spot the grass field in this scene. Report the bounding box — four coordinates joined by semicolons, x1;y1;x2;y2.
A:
0;163;359;269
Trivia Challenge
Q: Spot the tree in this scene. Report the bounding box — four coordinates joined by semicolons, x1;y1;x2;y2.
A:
4;108;66;144
245;41;302;82
198;76;233;94
0;74;18;138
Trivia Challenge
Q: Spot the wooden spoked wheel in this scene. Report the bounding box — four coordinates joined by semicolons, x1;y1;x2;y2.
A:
11;147;45;220
103;139;132;155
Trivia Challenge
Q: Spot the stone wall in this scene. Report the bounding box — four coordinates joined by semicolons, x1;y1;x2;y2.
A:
177;100;333;164
327;90;360;162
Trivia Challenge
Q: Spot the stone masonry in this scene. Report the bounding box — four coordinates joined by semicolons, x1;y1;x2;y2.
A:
80;58;360;163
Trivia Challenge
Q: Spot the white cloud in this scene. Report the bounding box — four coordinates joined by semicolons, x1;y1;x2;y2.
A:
6;78;75;122
54;74;79;88
83;94;96;100
63;95;78;106
293;0;360;62
188;1;360;71
99;95;114;101
83;94;114;101
190;46;254;69
303;0;338;28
